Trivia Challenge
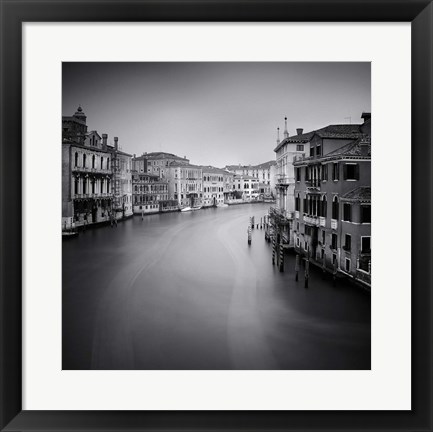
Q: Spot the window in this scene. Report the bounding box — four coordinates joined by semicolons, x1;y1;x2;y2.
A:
321;196;327;217
321;164;328;181
295;194;300;211
332;253;337;265
344;234;351;251
332;163;339;181
316;144;322;156
332;196;339;219
295;168;301;182
343;163;359;180
310;147;315;157
74;152;78;167
107;158;110;169
361;205;371;223
361;237;371;253
92;155;95;169
331;233;338;250
74;178;78;195
345;258;351;272
343;203;352;222
322;230;325;244
303;197;308;214
83;154;86;168
296;144;304;152
305;226;312;236
101;157;103;169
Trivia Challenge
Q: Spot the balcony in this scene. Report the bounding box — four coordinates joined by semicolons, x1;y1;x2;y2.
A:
331;219;338;230
270;207;292;226
276;174;290;186
306;179;321;192
303;215;319;226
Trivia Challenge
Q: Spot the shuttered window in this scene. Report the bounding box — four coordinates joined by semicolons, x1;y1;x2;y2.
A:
333;163;339;180
343;203;352;221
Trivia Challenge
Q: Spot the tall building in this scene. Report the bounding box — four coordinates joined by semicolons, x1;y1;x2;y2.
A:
62;107;113;229
292;113;371;288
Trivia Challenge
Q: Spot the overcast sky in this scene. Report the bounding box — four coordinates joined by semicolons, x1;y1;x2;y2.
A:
62;62;370;167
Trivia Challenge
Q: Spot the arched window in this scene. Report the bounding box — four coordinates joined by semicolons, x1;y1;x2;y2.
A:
92;155;95;169
91;179;95;194
101;157;103;169
332;196;339;219
321;195;327;217
83;178;87;194
74;178;78;195
83;154;86;168
74;152;78;167
107;178;110;193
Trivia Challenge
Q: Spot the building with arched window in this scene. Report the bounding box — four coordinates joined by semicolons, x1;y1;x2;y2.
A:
62;106;114;229
292;112;371;288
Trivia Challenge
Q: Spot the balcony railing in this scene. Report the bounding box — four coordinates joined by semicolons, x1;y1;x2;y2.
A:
276;174;290;185
331;219;338;230
319;216;326;227
303;215;319;226
73;192;112;199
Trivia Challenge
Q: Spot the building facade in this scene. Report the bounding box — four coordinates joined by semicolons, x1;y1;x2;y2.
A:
233;175;260;201
132;152;189;179
62;107;114;229
292;113;371;288
201;166;226;207
166;162;203;207
132;172;169;214
108;136;133;219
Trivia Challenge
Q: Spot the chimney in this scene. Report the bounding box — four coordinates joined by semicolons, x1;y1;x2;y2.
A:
102;133;108;146
133;153;136;158
114;137;118;151
296;128;303;136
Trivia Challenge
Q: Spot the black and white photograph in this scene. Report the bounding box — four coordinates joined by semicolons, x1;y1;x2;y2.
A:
62;62;371;370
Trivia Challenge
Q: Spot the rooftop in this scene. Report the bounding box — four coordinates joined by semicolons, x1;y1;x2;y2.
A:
133;152;187;161
341;186;371;203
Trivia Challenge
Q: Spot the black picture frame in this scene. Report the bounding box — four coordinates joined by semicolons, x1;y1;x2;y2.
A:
1;1;432;431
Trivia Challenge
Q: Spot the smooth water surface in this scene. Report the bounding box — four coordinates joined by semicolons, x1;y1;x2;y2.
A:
63;203;371;370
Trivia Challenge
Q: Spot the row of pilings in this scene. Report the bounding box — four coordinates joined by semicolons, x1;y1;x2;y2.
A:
248;211;313;288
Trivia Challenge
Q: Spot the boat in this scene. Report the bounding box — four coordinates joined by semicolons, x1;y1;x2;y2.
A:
191;206;202;211
62;230;79;239
217;203;228;208
181;206;192;212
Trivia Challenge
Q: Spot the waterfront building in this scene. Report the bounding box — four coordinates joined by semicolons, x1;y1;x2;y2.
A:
292;113;371;288
132;152;189;179
107;137;133;219
166;162;203;207
233;175;260;201
223;171;235;202
132;172;170;214
200;166;226;207
225;160;277;196
62;107;113;229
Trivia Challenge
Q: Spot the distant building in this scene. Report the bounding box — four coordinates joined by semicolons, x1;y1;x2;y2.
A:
225;160;276;194
132;172;169;214
200;166;226;207
166;162;203;207
62;107;113;229
233;175;260;201
292;113;371;288
132;152;189;179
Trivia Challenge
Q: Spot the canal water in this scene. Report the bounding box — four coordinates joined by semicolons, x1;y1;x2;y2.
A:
63;203;371;370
